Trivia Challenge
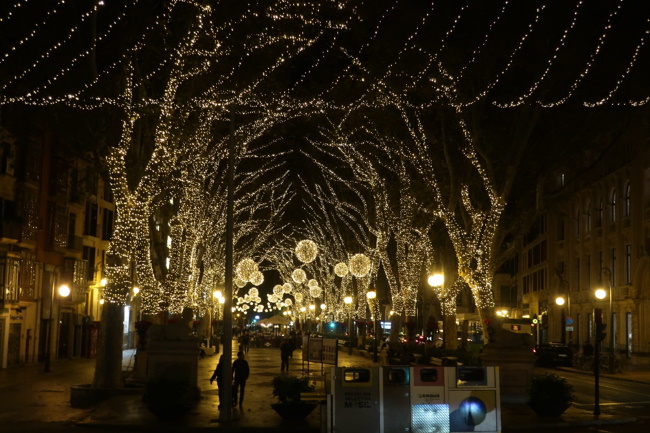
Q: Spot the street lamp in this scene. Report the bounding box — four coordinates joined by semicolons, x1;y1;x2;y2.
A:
428;272;444;345
366;290;378;363
44;281;71;372
344;296;353;354
595;267;614;353
555;293;571;345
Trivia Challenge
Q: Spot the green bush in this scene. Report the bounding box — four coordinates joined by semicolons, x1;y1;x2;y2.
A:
528;373;574;418
271;375;315;403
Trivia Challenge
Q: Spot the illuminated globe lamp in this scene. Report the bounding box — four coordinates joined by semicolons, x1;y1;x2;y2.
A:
249;270;264;286
295;293;304;302
282;283;293;293
334;262;349;277
307;279;319;287
295;239;318;263
59;284;71;297
273;284;283;295
292;269;307;284
595;288;607;300
349;253;371;278
234;276;247;289
236;258;258;282
248;287;259;298
309;286;322;298
555;296;566;306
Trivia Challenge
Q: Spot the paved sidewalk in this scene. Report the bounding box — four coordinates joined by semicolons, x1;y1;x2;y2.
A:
1;342;646;432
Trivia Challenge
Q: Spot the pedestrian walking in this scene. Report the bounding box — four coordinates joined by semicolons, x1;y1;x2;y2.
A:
280;338;292;372
240;331;250;355
210;355;226;409
232;351;250;407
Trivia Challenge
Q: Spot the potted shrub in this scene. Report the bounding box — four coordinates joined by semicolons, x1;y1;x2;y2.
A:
270;374;318;420
527;373;574;418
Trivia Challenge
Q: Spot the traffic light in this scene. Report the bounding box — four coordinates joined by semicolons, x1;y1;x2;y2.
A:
595;308;607;342
596;323;607;342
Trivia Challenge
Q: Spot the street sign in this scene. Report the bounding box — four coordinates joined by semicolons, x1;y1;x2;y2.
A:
566;326;574;332
566;317;573;326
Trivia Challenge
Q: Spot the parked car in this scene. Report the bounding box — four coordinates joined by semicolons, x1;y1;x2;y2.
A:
534;343;574;367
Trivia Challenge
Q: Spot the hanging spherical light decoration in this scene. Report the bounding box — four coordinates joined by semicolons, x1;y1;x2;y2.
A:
295;293;304;302
307;279;319;287
234;276;247;288
282;283;293;293
249;270;264;286
254;296;262;304
236;258;258;282
268;294;278;303
349;253;371;277
292;268;307;284
248;287;259;298
273;284;283;295
334;262;349;277
309;286;322;298
295;239;318;263
284;298;293;306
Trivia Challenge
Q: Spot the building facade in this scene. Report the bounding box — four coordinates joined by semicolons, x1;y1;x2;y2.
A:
519;140;650;365
0;121;122;369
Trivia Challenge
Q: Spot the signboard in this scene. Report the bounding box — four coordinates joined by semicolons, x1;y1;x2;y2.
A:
308;337;323;363
322;338;338;365
566;317;573;326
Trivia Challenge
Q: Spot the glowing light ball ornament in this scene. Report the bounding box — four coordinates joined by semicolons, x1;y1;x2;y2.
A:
307;279;319;287
295;240;318;263
248;287;259;297
309;286;322;298
282;283;293;293
292;269;307;284
284;298;293;306
334;262;349;277
250;270;264;286
273;285;283;295
295;293;304;302
349;253;371;278
234;276;247;289
236;258;258;282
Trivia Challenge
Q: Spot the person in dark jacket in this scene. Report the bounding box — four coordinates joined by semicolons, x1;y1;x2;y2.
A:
232;351;250;407
210;355;226;409
280;339;292;373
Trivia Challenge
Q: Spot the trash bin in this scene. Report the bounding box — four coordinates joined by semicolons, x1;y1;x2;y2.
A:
331;367;380;433
410;366;448;433
380;366;411;433
445;366;501;433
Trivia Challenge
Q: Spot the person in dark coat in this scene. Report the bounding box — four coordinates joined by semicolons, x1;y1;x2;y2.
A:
232;351;250;407
280;339;292;373
210;355;225;408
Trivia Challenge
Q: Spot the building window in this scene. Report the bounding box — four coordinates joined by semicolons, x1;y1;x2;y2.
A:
586;203;592;232
624;182;631;217
597;199;603;227
610;189;617;223
573;258;580;292
101;208;114;241
558;218;565;241
626;313;632;359
84;201;98;237
625;245;631;285
585;255;591;290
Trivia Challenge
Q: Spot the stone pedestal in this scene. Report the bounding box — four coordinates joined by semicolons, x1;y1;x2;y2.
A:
481;345;536;404
147;339;200;390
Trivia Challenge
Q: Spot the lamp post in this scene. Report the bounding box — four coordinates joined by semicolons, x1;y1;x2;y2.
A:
366;290;378;363
555;293;570;346
595;267;614;353
344;296;353;354
44;280;71;373
428;273;444;345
